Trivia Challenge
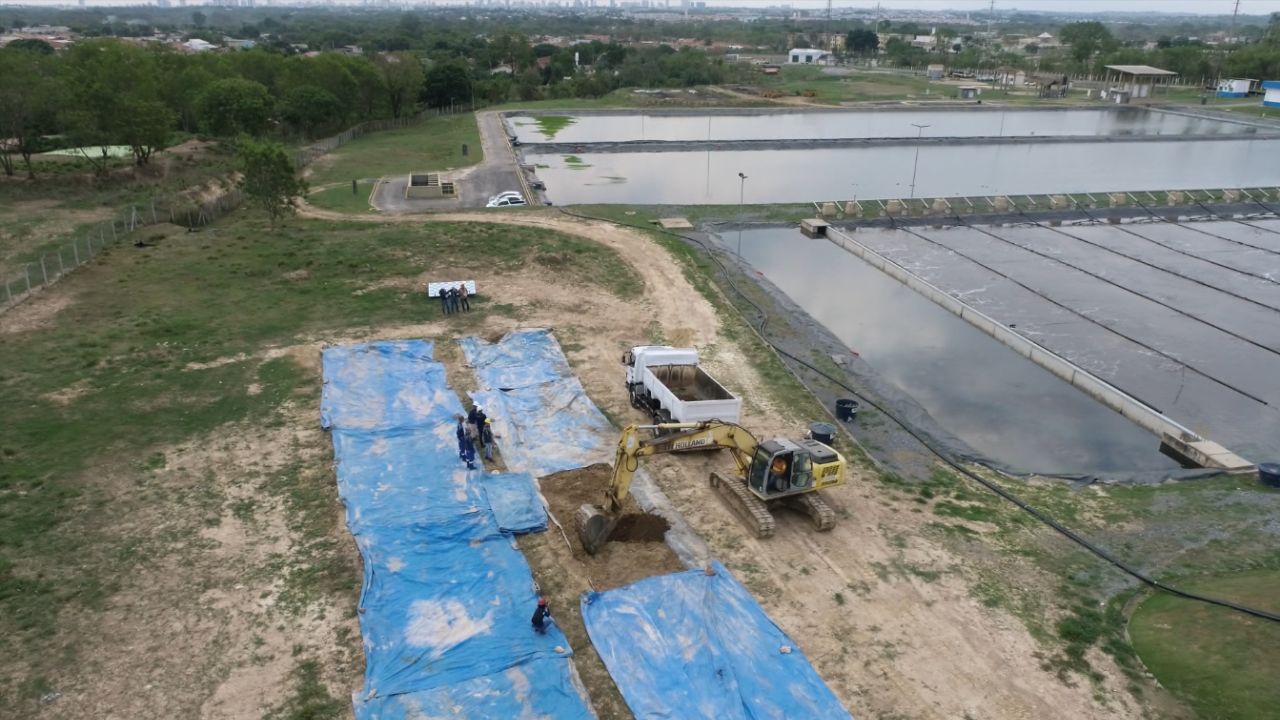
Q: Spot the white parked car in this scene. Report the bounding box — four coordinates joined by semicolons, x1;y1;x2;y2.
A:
486;194;526;208
488;191;522;204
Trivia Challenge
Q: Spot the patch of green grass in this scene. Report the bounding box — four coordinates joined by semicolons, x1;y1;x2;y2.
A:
1130;571;1280;720
533;115;577;140
306;114;481;186
266;659;345;720
306;183;375;213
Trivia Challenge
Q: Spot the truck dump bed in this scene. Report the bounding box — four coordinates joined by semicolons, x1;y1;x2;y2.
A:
650;364;735;402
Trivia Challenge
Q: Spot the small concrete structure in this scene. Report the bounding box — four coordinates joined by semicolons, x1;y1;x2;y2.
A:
1223;189;1241;203
1216;77;1256;98
926;63;945;80
1103;64;1177;100
929;198;951;215
800;218;829;238
1050;194;1069;210
657;217;693;230
787;48;831;65
406;173;456;199
1109;192;1128;207
1167;190;1185;206
1263;80;1280;108
843;201;862;217
1161;433;1254;473
820;202;838;217
958;86;979;100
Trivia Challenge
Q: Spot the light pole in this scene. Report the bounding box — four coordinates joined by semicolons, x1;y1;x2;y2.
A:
737;172;748;257
909;123;930;199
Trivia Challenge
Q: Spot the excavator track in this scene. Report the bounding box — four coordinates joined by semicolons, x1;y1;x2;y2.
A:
709;472;776;539
786;491;837;532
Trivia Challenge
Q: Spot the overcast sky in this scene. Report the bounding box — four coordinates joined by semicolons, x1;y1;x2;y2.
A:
4;0;1279;16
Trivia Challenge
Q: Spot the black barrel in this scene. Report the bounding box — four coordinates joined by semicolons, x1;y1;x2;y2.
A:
1260;463;1280;489
835;398;860;423
809;422;836;445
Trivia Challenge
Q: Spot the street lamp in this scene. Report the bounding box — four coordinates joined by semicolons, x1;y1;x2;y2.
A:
909;123;930;199
737;172;748;257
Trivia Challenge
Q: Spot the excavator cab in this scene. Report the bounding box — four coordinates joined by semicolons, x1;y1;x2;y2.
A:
747;440;818;499
746;439;844;499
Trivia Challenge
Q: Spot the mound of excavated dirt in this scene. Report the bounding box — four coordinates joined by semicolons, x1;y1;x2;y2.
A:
541;463;684;591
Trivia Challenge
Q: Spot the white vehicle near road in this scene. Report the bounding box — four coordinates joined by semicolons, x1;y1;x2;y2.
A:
486;192;526;208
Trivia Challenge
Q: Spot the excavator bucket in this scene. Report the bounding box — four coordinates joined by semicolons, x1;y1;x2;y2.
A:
576;504;618;555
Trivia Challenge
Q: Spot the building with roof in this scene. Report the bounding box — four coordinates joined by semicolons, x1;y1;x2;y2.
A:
787;48;831;65
1103;65;1178;101
1263;81;1280;108
1217;78;1256;98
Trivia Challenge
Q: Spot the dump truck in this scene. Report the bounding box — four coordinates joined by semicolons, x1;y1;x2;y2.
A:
623;346;742;425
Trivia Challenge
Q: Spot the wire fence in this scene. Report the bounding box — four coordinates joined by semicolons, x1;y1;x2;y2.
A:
1;110;457;315
1;185;246;314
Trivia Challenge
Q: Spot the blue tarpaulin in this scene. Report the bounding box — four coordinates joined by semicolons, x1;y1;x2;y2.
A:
322;339;594;719
581;562;852;720
460;330;615;478
482;472;547;534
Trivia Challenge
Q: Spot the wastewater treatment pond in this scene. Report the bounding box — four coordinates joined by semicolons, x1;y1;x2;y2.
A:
729;227;1181;475
732;222;1280;472
508;108;1270;144
526;138;1280;205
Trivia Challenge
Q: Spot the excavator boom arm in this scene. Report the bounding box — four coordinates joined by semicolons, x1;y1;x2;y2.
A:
580;422;759;554
605;422;758;511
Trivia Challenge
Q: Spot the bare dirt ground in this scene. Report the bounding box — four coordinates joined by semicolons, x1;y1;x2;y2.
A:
290;201;1166;719
539;464;683;592
13;399;363;720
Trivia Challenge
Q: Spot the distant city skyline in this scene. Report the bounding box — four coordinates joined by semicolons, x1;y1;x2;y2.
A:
4;0;1279;16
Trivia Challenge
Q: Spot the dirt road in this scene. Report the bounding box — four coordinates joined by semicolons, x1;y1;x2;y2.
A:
294;201;1157;719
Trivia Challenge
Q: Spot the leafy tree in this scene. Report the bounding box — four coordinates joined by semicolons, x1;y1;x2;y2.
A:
1267;13;1280;45
237;137;306;229
192;11;206;28
845;28;879;55
280;85;343;138
422;58;472;109
343;55;386;120
197;78;274;137
0;47;60;178
1225;43;1280;82
1060;21;1116;64
6;38;53;54
376;51;425;118
61;40;174;170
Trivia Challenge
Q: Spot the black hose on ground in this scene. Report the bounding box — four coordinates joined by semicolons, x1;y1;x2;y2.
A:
553;206;1280;625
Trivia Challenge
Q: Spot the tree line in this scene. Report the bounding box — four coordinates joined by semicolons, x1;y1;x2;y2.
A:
0;32;740;180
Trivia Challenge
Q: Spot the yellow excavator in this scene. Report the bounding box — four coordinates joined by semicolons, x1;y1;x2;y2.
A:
576;421;847;554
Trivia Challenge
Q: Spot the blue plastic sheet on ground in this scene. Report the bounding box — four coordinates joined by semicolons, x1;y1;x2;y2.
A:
322;340;594;719
482;472;547;534
460;330;614;478
581;561;852;720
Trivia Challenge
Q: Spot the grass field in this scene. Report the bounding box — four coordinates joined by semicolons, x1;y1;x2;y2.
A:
0;147;235;269
305;113;482;186
1130;571;1280;720
307;182;376;213
0;211;640;711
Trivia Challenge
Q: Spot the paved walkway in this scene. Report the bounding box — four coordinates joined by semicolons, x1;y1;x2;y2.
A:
372;112;527;212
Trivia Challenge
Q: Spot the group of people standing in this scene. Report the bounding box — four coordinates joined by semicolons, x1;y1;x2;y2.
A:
455;404;494;470
439;284;471;315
